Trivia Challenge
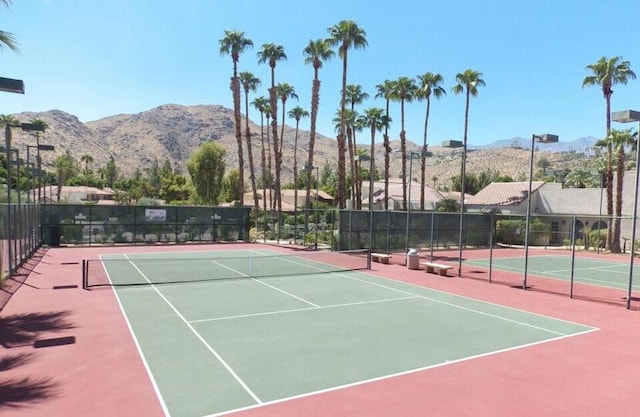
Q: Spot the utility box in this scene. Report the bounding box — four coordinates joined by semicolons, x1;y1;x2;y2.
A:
406;248;419;270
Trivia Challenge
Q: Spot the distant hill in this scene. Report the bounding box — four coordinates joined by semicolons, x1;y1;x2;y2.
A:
471;136;599;155
9;104;594;189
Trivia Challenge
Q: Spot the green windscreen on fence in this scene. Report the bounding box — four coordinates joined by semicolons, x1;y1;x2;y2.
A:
40;204;252;246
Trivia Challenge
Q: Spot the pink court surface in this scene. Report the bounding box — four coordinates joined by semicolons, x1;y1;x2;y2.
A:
2;243;640;417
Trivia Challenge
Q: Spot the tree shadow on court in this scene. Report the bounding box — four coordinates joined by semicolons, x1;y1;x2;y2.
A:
0;311;75;348
0;377;59;410
0;353;37;372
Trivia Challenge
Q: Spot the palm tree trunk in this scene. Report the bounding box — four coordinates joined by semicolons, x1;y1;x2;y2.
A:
293;121;300;244
244;90;258;208
420;99;431;210
613;146;625;252
306;78;320;237
337;50;349;209
400;98;407;211
605;93;614;251
383;98;391;211
232;77;244;205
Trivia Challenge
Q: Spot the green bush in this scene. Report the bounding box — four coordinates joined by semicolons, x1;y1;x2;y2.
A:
495;218;551;245
589;229;607;249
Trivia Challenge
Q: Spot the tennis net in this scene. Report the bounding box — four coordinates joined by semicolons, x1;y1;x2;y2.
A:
82;249;370;288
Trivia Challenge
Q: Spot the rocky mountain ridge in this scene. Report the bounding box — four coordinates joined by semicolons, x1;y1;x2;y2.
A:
7;104;592;189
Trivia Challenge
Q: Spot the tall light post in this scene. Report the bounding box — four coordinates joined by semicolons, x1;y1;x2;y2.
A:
523;134;558;290
442;139;465;276
404;151;424;262
612;109;640;309
305;163;319;250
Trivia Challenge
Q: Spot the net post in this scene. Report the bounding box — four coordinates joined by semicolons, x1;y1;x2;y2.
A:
82;259;87;290
367;249;372;270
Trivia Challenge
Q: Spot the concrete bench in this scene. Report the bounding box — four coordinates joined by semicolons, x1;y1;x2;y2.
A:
371;253;392;264
422;262;453;276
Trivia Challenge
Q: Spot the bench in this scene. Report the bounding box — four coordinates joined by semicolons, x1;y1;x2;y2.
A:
422;262;453;276
371;253;392;264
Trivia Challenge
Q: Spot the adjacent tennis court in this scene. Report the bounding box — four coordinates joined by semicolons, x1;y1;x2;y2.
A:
87;248;596;417
465;254;639;291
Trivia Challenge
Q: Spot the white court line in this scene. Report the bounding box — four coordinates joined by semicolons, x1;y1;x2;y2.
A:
190;295;419;323
201;326;598;417
249;250;581;337
468;259;638;289
210;260;319;307
98;254;172;417
123;254;263;405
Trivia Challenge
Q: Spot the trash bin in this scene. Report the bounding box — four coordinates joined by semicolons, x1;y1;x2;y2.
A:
406;248;419;270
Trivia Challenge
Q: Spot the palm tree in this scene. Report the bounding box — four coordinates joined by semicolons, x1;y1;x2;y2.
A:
239;71;261;208
219;30;253;206
359;108;390;211
258;43;287;219
80;154;93;175
375;80;395;210
327;20;368;208
303;39;334;232
288;105;309;243
582;56;636;251
390;76;417;210
452;69;485;272
597;128;637;252
345;84;369;205
415;72;446;210
0;0;18;52
452;69;486;204
252;96;269;212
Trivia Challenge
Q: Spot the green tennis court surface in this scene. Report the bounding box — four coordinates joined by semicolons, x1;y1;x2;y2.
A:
465;255;640;290
101;249;596;417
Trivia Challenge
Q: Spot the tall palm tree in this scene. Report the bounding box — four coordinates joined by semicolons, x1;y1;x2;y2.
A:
582;56;636;252
452;69;485;203
288;105;309;243
252;96;269;212
258;43;287;219
390;76;417;210
219;30;253;206
239;71;261;208
359;108;391;211
597;128;636;252
452;69;485;272
375;80;395;210
303;39;334;232
0;0;18;52
327;20;368;208
345;84;369;205
414;72;446;210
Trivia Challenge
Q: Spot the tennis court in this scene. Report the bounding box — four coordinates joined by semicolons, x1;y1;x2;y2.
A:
87;248;596;417
465;254;639;291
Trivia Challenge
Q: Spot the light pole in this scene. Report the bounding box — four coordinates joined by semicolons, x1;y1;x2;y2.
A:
612;109;640;309
4;122;46;279
404;151;423;263
442;139;465;276
523;134;558;290
305;163;319;250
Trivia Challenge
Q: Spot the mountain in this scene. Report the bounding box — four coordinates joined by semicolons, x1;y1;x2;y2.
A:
8;104;594;189
471;136;599;155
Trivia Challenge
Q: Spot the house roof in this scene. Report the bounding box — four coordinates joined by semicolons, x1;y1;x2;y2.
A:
467;181;546;206
366;178;445;204
538;188;604;215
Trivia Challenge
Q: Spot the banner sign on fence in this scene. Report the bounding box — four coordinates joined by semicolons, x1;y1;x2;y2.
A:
145;209;167;222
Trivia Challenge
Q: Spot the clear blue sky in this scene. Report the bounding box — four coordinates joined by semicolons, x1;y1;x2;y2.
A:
1;0;640;146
